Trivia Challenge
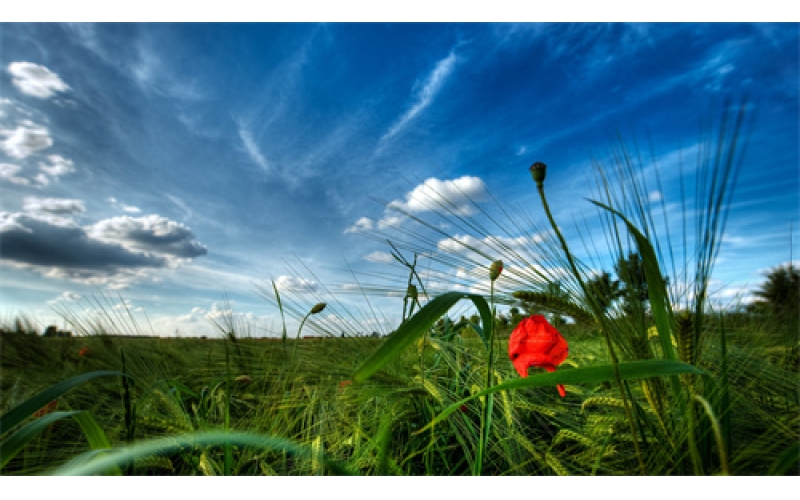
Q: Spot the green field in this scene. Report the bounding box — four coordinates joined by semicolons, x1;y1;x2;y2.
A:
2;106;798;476
1;304;797;476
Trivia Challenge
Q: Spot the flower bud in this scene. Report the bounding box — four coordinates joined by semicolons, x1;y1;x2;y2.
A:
489;260;503;281
406;284;418;299
310;302;327;314
529;161;547;187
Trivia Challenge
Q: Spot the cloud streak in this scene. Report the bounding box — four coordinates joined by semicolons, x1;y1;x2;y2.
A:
379;51;458;145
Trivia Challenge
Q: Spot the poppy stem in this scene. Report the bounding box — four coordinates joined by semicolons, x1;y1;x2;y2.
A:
533;166;648;475
475;277;497;476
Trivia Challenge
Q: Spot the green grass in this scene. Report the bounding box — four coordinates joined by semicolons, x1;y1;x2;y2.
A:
1;314;795;476
1;102;797;475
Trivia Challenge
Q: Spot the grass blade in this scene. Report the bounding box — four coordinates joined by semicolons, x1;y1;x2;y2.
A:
352;292;491;383
0;371;124;436
1;410;119;474
1;411;79;468
51;430;357;476
587;199;677;361
419;360;704;433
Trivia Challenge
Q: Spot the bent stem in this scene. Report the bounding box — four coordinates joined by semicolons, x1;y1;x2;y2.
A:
535;170;647;475
474;278;497;476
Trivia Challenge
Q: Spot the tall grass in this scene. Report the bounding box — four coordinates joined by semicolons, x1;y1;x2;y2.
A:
1;102;797;475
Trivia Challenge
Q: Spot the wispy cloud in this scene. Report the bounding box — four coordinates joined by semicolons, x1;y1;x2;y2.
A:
235;118;271;173
378;51;459;146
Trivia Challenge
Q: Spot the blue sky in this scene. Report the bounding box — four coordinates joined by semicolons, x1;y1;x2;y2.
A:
1;22;798;337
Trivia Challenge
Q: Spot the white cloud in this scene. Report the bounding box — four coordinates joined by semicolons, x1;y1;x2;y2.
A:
0;163;29;185
387;176;487;216
23;196;85;225
7;62;70;99
86;215;208;261
347;176;488;234
363;251;394;264
344;216;374;234
0;121;53;158
236;120;271;173
1;211;207;288
47;291;83;304
39;155;75;178
107;196;141;213
23;196;85;215
379;51;458;144
377;215;403;229
274;275;319;293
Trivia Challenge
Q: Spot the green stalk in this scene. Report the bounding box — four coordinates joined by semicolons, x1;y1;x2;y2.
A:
474;279;497;476
292;303;326;357
271;279;288;351
223;342;232;476
693;394;729;475
532;163;647;475
120;350;135;475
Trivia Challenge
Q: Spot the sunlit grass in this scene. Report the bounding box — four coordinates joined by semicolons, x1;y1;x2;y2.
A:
1;102;797;476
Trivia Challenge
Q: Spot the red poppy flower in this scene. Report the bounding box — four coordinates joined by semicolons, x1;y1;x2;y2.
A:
508;315;569;397
78;347;90;357
33;400;58;418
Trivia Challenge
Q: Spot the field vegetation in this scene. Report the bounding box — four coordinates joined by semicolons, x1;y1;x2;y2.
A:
1;103;797;475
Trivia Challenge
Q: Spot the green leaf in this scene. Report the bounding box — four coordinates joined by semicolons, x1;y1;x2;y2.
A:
1;411;78;468
587;199;677;361
51;431;357;476
419;360;704;433
1;410;119;474
351;292;492;383
767;441;800;476
0;370;124;436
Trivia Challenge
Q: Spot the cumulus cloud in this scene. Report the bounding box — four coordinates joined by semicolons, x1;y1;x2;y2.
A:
388;176;487;216
7;62;71;99
274;275;319;293
39;155;75;178
0;163;29;185
22;196;85;225
23;196;85;216
345;176;488;234
435;233;546;269
107;197;142;213
0;210;207;287
86;215;208;259
363;251;395;264
47;291;83;304
344;216;374;234
0;121;53;158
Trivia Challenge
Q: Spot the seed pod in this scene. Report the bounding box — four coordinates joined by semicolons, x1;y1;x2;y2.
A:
489;260;503;281
529;161;547;187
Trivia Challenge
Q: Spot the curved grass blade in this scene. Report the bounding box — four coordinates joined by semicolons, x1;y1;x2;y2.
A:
767;441;800;476
1;410;119;474
0;370;124;436
1;411;79;468
418;360;704;434
352;292;492;383
587;199;677;361
51;430;357;476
